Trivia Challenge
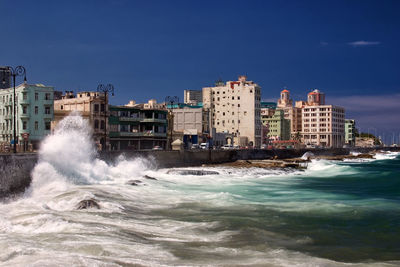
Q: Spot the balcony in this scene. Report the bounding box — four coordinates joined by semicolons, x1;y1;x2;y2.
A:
20;113;30;119
19;98;29;105
116;132;167;138
142;118;167;123
120;117;142;122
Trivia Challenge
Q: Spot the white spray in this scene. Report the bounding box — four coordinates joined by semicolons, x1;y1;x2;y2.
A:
28;113;151;199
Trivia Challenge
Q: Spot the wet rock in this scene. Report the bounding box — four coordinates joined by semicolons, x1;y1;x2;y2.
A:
144;175;157;180
127;180;142;186
167;169;220;176
76;199;100;210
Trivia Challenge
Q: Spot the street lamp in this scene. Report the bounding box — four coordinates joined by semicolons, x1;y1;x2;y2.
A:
1;66;27;153
165;96;179;150
97;84;114;151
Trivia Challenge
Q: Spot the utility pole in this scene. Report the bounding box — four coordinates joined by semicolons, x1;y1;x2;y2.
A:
1;66;27;153
97;84;114;151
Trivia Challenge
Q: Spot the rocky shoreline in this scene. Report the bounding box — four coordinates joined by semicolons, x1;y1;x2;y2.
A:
202;150;384;169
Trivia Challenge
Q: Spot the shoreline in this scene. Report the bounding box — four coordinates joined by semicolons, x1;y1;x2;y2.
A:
1;147;399;198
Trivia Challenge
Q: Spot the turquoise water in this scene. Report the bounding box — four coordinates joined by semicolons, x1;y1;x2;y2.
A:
1;115;399;266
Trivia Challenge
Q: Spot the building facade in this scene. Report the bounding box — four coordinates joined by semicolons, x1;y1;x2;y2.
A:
184;90;202;105
345;119;356;146
0;83;54;151
109;104;167;150
276;89;302;138
202;75;262;147
264;109;291;142
301;105;345;148
52;91;108;149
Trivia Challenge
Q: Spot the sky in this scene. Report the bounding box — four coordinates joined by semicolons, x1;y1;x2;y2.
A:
1;0;399;144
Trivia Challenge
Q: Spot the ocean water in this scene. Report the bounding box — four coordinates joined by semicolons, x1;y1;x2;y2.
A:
1;114;399;267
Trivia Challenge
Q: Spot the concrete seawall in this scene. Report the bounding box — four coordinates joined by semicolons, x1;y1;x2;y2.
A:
0;154;38;198
1;147;399;197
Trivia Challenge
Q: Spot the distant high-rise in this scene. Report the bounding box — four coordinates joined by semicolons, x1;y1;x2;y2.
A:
184;90;202;105
0;67;11;89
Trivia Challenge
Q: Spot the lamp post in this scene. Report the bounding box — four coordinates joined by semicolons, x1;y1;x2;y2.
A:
165;96;179;150
97;84;114;151
1;66;27;153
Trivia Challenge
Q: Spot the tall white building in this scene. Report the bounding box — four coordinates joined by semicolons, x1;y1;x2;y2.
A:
202;75;262;147
301;90;345;148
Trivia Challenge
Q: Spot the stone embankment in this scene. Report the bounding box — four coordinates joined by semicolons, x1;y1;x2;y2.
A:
0;153;38;198
1;147;399;198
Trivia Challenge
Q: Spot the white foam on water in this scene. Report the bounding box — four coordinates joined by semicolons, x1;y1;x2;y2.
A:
374;151;400;160
1;113;399;266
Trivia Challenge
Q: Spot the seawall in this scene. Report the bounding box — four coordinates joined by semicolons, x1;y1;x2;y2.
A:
1;147;399;197
0;153;38;198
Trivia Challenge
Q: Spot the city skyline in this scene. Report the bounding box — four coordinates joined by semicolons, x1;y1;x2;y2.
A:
1;0;399;143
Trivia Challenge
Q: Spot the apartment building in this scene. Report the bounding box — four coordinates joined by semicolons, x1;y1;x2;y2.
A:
202;75;262;147
52;91;108;149
0;83;54;151
264;109;291;142
302;104;345;147
276;89;302;137
109;104;167;150
184;90;202;105
345;119;356;146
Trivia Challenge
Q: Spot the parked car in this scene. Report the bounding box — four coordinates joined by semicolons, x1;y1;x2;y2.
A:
152;146;163;150
200;143;208;149
191;144;200;149
222;144;233;150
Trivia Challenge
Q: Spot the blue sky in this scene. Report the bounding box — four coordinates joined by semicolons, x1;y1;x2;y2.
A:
1;0;399;143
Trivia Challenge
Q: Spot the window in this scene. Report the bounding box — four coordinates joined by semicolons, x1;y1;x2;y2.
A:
23;92;27;100
23;106;27;114
45;121;51;130
35;106;38;114
35;121;38;130
45;106;51;114
45;93;51;100
23;121;27;130
100;120;105;129
35;93;38;101
94;120;99;129
94;104;99;112
101;104;105;112
61;105;63;110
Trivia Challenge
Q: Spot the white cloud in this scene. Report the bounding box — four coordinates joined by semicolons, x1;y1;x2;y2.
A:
348;41;381;47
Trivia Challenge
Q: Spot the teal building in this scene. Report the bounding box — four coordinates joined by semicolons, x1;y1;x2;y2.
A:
0;83;54;151
263;109;291;142
345;119;356;146
109;105;167;150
